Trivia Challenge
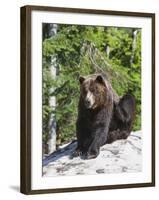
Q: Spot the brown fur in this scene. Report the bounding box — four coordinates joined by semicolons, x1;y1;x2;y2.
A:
74;74;136;159
75;74;115;159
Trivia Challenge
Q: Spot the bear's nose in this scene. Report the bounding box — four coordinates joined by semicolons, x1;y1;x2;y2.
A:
85;99;91;107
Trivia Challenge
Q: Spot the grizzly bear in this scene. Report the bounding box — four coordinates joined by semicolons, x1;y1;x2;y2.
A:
74;74;136;159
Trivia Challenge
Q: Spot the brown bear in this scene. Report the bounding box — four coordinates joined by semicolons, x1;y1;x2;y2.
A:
74;74;136;159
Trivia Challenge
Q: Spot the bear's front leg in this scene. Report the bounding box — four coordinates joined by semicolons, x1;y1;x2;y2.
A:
84;126;109;159
83;137;100;159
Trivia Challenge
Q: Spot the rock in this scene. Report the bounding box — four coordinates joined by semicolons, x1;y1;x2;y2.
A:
43;131;142;176
96;169;105;174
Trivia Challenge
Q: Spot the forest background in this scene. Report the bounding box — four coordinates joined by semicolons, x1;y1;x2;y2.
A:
42;24;141;155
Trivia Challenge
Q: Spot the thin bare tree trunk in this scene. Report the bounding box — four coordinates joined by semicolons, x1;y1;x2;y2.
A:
43;24;58;154
48;56;57;153
130;29;138;67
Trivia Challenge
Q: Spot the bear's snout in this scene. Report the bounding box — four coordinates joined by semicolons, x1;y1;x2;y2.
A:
85;99;92;108
84;90;95;109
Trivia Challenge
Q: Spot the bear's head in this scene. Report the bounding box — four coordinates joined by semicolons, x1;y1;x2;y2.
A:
79;74;111;109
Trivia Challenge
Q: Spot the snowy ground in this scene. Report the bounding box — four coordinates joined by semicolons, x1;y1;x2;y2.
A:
43;131;142;177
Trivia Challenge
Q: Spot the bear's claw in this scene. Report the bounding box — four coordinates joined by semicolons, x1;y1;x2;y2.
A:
71;149;82;158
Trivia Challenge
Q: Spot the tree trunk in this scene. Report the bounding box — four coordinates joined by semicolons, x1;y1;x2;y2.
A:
48;56;57;153
105;45;110;58
43;24;58;154
130;29;138;67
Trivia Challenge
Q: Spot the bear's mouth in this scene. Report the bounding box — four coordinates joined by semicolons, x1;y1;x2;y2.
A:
84;101;97;109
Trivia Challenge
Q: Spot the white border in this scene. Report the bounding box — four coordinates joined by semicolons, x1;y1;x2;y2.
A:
31;10;152;190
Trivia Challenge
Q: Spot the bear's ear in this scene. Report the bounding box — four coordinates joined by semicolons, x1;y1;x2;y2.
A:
95;75;105;86
79;76;85;84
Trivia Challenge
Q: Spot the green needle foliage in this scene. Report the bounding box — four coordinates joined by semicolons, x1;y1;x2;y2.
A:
42;24;141;149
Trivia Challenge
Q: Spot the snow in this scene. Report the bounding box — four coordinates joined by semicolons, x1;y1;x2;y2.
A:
43;131;142;177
